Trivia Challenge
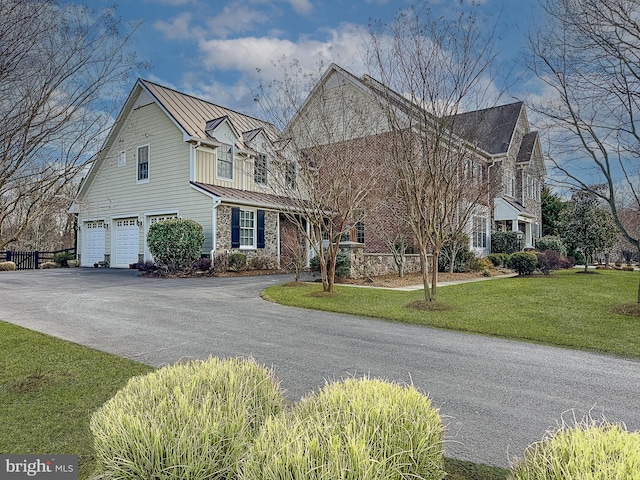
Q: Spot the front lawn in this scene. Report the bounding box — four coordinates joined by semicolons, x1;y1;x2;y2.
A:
0;321;153;479
263;269;640;359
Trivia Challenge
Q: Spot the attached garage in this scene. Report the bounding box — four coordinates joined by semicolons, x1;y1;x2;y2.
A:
114;218;140;267
82;221;106;267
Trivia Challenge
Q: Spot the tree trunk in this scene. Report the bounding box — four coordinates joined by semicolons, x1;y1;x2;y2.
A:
419;247;432;302
431;250;439;301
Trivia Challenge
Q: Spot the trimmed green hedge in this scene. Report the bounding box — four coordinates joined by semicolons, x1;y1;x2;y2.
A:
147;219;204;272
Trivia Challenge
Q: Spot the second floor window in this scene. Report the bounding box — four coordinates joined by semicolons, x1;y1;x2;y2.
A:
285;161;296;190
137;145;149;182
254;153;268;185
217;143;233;180
505;170;515;197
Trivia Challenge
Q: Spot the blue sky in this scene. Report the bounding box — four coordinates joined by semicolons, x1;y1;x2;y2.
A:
94;0;544;114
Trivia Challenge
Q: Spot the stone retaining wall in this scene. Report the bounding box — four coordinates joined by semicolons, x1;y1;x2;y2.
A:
339;241;428;278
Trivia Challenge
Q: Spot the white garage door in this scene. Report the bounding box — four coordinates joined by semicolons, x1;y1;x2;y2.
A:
114;218;139;267
83;221;105;266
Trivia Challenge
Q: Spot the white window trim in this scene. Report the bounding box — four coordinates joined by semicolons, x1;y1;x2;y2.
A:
472;215;487;249
137;144;150;184
216;143;234;181
239;208;257;250
254;153;268;186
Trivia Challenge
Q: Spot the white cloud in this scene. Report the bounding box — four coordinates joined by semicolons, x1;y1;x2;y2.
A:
197;23;367;81
287;0;313;15
153;12;199;40
206;5;270;38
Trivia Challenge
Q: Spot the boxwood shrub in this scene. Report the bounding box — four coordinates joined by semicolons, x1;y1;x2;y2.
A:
147;219;205;272
509;251;538;276
510;419;640;479
240;377;445;480
90;357;284;480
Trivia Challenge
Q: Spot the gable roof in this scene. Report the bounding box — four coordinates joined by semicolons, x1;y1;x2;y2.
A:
139;79;279;144
517;131;538;163
449;102;524;155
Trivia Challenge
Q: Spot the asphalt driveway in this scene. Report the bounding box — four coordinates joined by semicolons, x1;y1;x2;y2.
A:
1;268;639;469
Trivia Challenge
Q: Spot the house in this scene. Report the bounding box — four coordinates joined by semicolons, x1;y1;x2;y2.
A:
287;64;545;259
71;79;297;268
450;101;546;249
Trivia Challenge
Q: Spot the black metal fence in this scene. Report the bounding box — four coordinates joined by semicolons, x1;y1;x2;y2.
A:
0;248;76;270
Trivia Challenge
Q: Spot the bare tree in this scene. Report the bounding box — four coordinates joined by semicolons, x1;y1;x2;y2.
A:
0;0;144;250
257;60;383;292
365;2;498;302
527;0;640;300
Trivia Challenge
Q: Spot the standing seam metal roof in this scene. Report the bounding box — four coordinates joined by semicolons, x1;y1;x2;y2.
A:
140;79;279;141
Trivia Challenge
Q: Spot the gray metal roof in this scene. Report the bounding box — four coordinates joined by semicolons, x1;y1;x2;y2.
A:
140;79;279;142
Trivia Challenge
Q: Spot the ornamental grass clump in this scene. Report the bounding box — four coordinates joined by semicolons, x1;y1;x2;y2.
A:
510;417;640;480
90;357;284;480
240;377;445;480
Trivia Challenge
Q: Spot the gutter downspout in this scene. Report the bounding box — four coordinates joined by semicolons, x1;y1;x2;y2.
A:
487;162;497;254
210;198;222;266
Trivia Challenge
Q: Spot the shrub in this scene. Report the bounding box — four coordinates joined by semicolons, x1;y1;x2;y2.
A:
509;251;538;275
536;250;562;275
147;219;205;273
469;256;492;273
487;253;510;267
229;253;247;271
510;418;640;480
212;252;230;273
491;231;521;254
90;357;284;480
438;244;475;273
136;260;163;276
249;254;276;270
570;249;586;266
535;236;567;256
193;256;211;272
0;261;16;271
240;377;445;480
53;251;75;267
310;252;350;278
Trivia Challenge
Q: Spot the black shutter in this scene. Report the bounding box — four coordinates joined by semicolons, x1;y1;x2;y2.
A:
231;207;240;248
257;209;265;249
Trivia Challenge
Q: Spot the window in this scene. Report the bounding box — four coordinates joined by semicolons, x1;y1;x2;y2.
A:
231;208;265;249
137;145;149;182
355;221;365;244
240;210;255;247
254;153;268;185
504;170;515;197
285;161;296;190
472;216;487;249
217;143;233;180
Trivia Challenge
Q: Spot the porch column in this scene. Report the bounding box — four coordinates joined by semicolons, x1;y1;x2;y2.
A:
511;219;518;232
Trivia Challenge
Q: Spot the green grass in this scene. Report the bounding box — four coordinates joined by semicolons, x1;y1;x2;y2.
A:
264;269;640;359
0;321;153;479
0;321;508;480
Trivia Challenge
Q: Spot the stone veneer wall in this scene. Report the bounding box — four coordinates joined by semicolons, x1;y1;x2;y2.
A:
215;205;280;266
339;241;426;278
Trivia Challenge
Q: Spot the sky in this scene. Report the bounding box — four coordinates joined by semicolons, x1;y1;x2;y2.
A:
92;0;545;117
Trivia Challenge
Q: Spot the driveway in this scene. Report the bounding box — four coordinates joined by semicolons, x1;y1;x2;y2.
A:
1;268;639;469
